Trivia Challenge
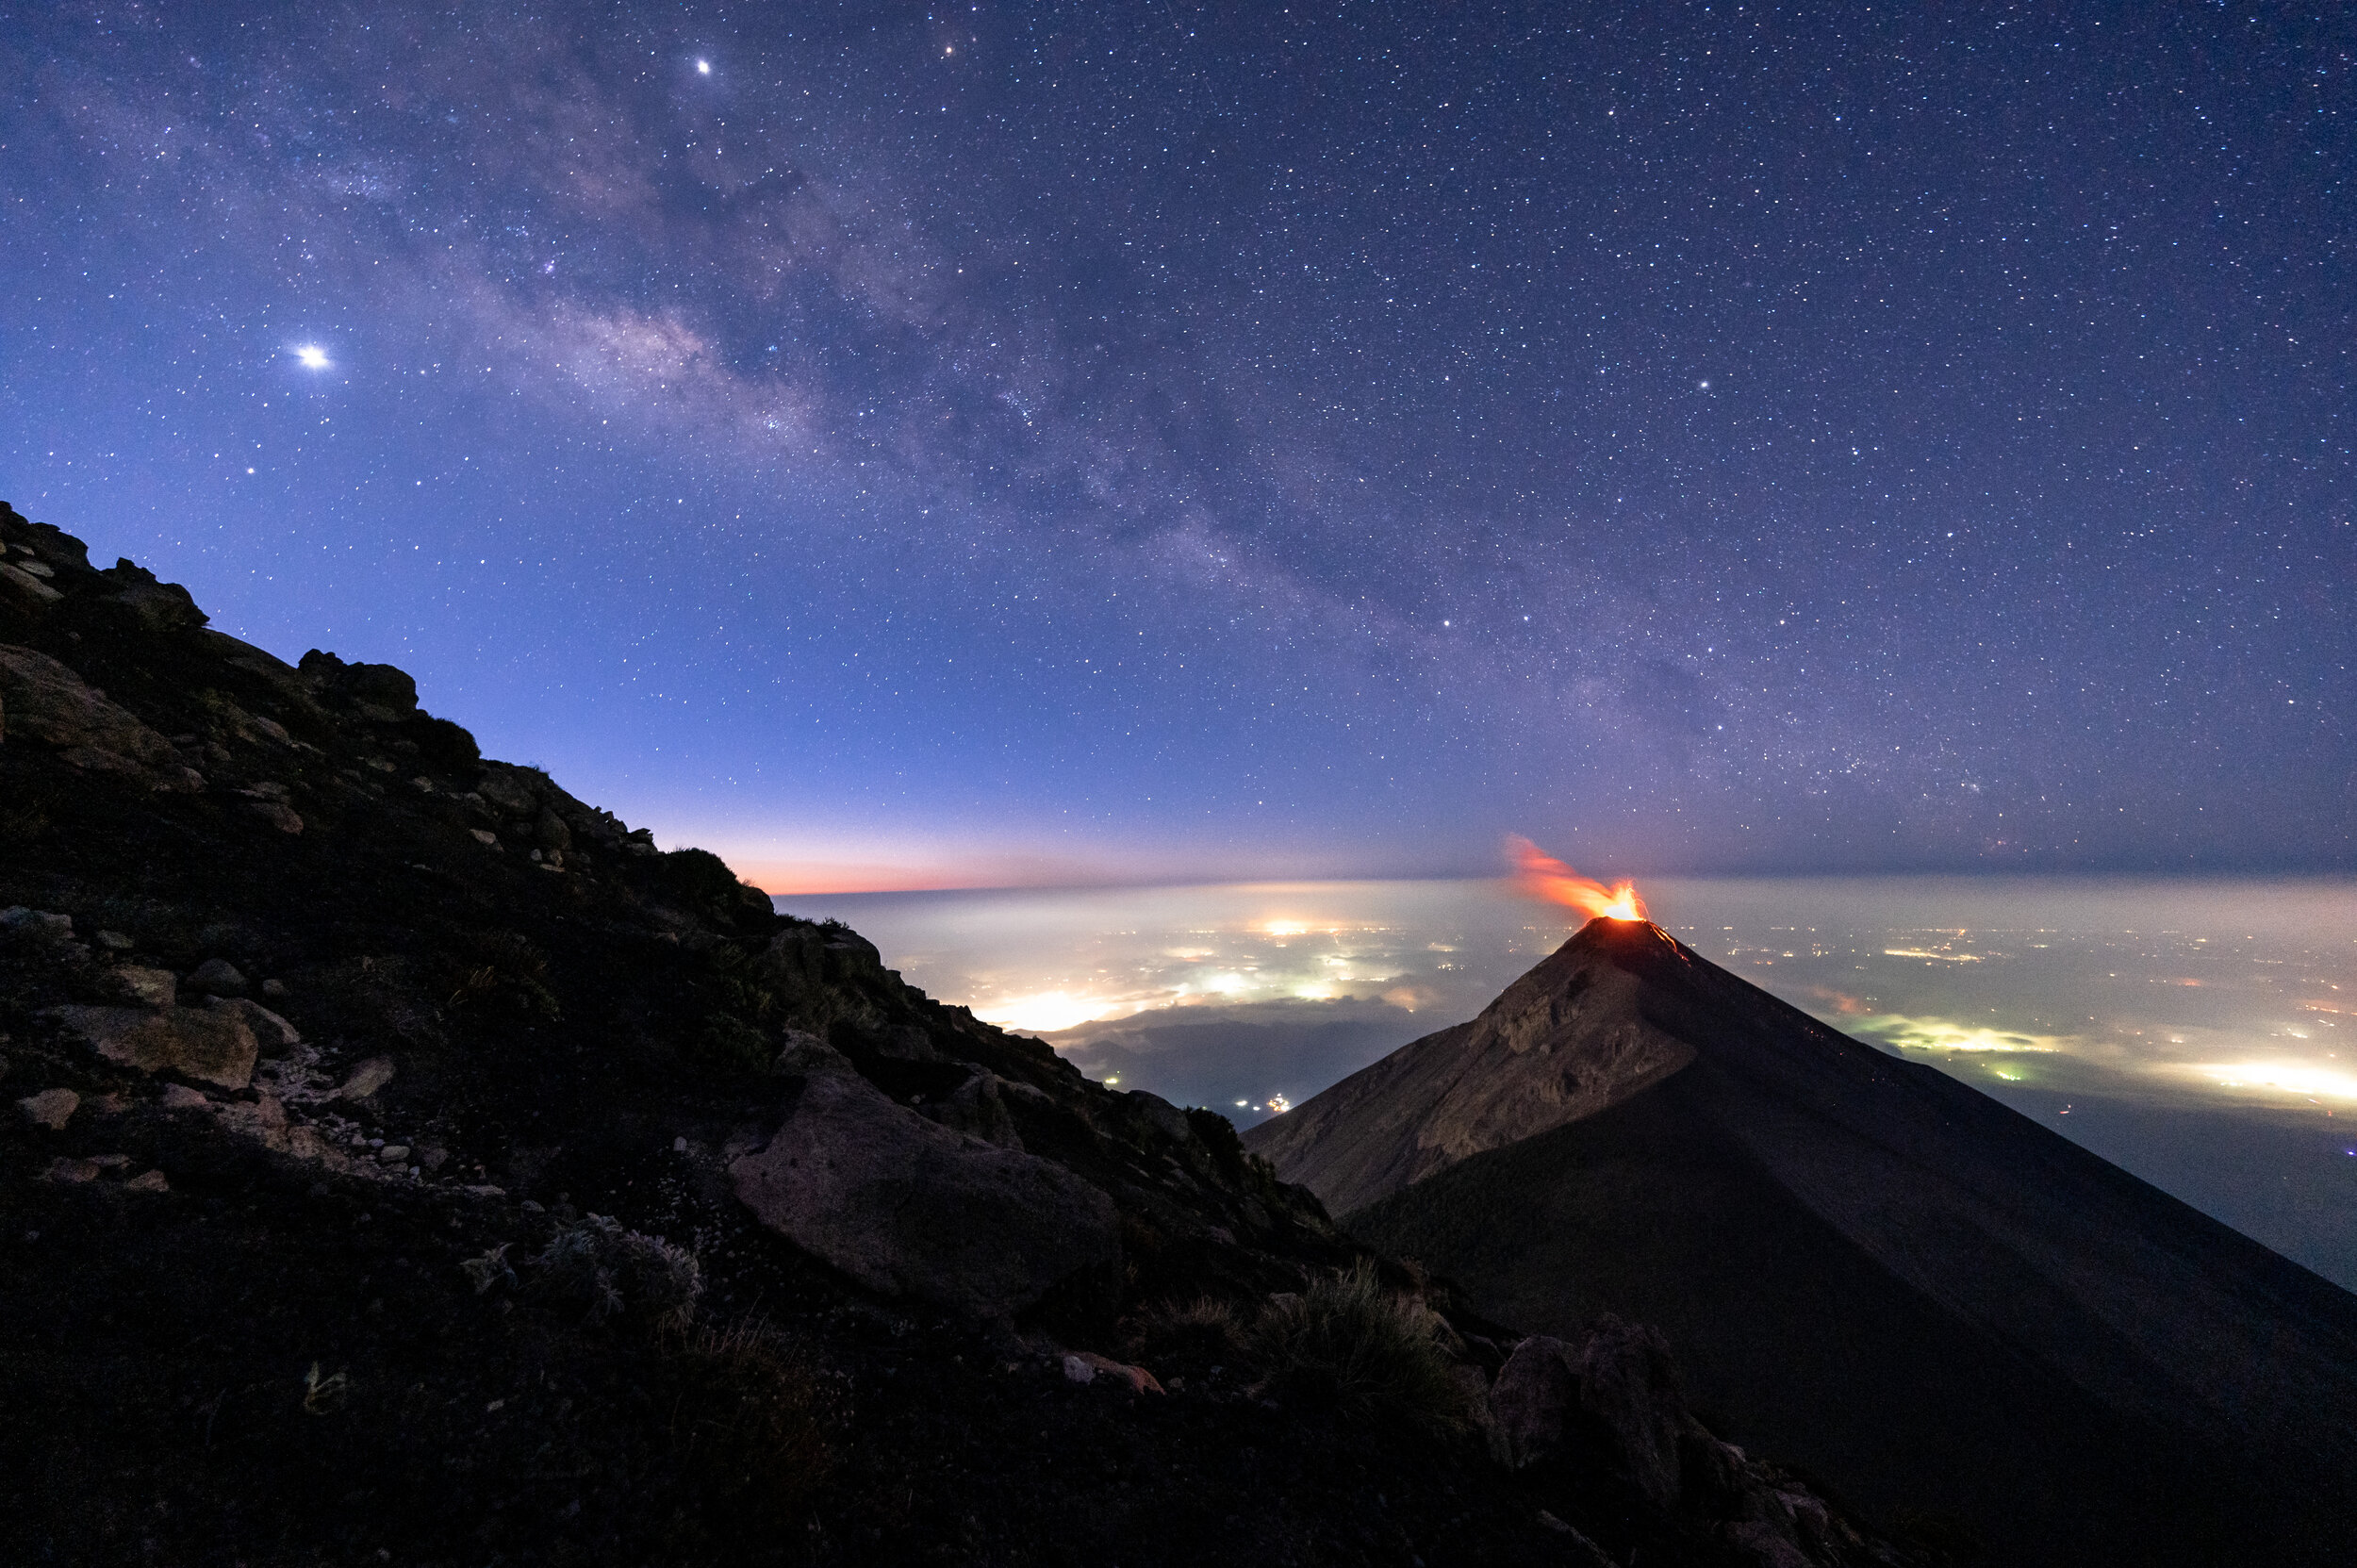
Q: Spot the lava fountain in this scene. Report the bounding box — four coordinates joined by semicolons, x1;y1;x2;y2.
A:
1507;835;1648;922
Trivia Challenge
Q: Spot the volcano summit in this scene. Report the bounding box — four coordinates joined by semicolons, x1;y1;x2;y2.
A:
1245;917;2357;1567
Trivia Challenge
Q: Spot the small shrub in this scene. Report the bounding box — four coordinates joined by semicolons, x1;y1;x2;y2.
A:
1185;1105;1249;1180
661;847;767;925
693;1012;775;1074
445;930;560;1019
1248;1259;1473;1434
684;945;787;1072
409;713;480;767
459;1242;518;1296
531;1214;703;1329
709;962;778;1024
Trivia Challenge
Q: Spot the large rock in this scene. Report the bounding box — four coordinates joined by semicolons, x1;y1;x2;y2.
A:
0;906;74;937
1489;1318;1855;1564
474;765;540;815
1488;1334;1582;1470
100;561;207;632
299;649;418;720
17;1088;79;1130
0;643;188;783
53;1003;257;1089
206;996;301;1050
188;958;250;997
115;966;177;1008
0;560;61;602
1486;1321;1693;1508
1574;1316;1691;1511
338;1055;395;1099
731;1067;1119;1319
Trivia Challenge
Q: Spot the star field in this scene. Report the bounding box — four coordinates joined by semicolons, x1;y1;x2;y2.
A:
1;1;2349;887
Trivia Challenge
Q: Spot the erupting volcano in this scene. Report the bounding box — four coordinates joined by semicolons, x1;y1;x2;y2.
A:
1508;834;1645;922
1243;916;2357;1568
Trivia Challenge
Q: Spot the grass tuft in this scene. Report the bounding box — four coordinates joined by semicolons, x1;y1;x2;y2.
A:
1248;1259;1474;1434
657;1317;833;1530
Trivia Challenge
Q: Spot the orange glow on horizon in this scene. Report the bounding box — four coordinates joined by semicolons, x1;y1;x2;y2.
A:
1506;835;1647;923
731;859;1001;896
728;849;1130;897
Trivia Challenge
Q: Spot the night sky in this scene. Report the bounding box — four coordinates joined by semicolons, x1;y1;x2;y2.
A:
3;3;2349;890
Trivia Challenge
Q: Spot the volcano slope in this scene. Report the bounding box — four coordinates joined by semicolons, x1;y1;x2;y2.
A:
1244;917;2357;1568
0;504;1945;1568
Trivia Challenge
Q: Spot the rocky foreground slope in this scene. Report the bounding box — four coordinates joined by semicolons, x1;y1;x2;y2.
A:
1247;918;2357;1568
0;504;1924;1567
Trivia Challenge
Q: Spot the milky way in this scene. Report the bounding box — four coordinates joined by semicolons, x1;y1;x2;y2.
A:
2;3;2348;886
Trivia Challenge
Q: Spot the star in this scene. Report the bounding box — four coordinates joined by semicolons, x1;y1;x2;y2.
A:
293;345;331;370
696;58;711;75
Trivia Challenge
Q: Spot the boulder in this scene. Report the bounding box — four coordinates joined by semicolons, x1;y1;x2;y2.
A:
338;1055;395;1099
0;644;182;778
17;1087;79;1130
116;966;177;1008
1489;1321;1711;1514
1128;1090;1195;1144
820;930;888;983
1063;1350;1165;1395
299;650;418;718
207;996;301;1050
0;560;62;602
249;801;305;834
926;1069;1024;1150
474;765;540;815
1575;1315;1691;1510
198;630;315;706
731;1068;1120;1320
775;1030;849;1075
188;958;249;997
1489;1335;1582;1469
100;562;207;632
870;1024;938;1063
53;1003;257;1090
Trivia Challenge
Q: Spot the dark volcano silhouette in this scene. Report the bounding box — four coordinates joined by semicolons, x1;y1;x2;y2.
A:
1242;917;2357;1567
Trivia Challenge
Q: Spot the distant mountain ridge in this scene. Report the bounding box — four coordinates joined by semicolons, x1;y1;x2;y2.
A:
1246;916;2357;1566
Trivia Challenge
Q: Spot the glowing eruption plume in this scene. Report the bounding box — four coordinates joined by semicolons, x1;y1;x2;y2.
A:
1507;835;1647;923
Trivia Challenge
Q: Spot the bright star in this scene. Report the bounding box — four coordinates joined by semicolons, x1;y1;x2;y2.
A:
294;346;331;370
696;58;711;74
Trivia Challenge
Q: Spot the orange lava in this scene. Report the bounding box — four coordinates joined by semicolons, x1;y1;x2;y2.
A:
1507;835;1647;922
